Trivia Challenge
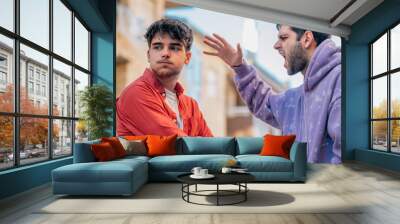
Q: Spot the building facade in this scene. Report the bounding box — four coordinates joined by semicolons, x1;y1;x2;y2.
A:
0;41;75;156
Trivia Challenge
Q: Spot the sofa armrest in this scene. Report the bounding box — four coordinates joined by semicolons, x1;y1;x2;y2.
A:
289;142;307;181
73;140;100;163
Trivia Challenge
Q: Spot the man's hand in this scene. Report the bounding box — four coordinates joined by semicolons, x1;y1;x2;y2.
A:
203;33;243;67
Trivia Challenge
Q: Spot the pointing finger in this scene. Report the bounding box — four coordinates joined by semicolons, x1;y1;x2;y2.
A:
213;33;229;47
206;34;224;48
203;39;221;51
204;35;224;49
237;43;243;58
203;51;219;56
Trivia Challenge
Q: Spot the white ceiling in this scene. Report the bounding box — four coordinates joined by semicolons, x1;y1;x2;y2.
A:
168;0;384;38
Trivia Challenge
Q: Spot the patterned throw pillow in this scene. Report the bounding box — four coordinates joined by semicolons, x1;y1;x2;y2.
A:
119;137;147;156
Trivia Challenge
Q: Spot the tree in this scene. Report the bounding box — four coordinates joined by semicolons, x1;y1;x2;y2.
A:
0;85;14;149
79;84;114;140
372;99;400;143
0;84;59;150
372;100;387;139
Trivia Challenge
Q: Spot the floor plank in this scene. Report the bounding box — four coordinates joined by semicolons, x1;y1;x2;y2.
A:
1;162;400;224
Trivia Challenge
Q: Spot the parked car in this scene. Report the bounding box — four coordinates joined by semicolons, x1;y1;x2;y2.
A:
8;150;32;160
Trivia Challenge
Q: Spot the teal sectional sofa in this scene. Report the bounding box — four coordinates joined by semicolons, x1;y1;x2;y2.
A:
52;137;307;196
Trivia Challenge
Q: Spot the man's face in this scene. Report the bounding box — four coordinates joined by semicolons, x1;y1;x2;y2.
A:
147;33;191;79
273;25;308;75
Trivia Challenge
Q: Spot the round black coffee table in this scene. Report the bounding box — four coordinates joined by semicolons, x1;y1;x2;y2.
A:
177;173;255;206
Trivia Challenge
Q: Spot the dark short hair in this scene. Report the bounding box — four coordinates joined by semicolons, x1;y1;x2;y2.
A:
276;24;330;46
144;18;193;51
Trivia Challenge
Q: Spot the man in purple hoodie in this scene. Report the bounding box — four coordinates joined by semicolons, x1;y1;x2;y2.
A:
203;25;341;164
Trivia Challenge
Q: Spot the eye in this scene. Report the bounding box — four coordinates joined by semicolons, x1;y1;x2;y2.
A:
170;46;181;51
153;45;162;50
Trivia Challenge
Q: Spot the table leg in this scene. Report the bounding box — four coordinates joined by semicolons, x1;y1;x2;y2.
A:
217;184;219;206
245;183;247;201
188;184;190;202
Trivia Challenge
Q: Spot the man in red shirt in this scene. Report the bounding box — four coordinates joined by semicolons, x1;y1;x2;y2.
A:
116;19;213;137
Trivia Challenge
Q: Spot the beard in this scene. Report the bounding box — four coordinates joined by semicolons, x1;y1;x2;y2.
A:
286;42;308;76
153;65;181;80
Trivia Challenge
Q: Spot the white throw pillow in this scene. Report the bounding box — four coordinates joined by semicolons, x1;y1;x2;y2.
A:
118;137;147;156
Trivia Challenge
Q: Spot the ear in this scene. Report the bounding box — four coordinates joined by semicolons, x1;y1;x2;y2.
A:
301;31;315;49
147;50;150;62
184;51;192;64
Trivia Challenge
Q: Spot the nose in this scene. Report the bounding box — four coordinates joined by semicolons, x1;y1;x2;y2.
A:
161;47;170;57
273;40;281;50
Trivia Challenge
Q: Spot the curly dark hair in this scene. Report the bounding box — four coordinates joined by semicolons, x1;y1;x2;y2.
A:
276;24;331;46
144;18;193;51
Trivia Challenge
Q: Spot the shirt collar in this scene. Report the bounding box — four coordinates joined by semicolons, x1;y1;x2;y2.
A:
143;68;185;95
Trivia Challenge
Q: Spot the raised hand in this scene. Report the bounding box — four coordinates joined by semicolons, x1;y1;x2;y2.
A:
203;33;243;67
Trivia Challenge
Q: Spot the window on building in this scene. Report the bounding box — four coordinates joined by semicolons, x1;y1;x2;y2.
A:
28;67;34;80
0;0;91;170
35;83;40;95
371;23;400;154
42;85;46;97
41;73;46;82
35;70;41;81
0;55;7;67
28;81;34;94
0;35;14;116
0;54;7;88
0;71;6;84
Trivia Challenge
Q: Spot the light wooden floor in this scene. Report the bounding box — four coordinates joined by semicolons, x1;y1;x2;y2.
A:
1;162;400;224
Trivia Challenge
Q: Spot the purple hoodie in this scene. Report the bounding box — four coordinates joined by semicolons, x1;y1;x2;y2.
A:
233;39;341;164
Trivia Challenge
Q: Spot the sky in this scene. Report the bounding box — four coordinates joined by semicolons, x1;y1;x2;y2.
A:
165;7;342;88
0;0;89;75
372;29;400;109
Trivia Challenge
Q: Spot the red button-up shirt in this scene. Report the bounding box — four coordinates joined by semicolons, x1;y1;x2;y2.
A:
116;68;213;137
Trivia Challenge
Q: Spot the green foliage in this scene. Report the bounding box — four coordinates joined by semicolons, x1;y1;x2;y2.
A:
372;99;400;140
79;84;114;140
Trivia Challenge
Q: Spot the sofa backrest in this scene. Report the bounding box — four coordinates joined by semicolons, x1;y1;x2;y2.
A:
235;137;263;155
177;137;236;155
73;139;100;163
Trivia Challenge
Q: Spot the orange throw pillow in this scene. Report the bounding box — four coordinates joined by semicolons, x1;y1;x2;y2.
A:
91;142;117;161
260;134;296;159
123;135;148;141
101;137;127;158
146;135;177;157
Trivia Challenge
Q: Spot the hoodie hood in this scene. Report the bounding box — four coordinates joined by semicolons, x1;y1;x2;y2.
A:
304;39;341;91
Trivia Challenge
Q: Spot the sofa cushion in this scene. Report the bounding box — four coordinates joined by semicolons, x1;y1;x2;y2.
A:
148;154;235;172
114;155;150;164
178;137;235;155
74;140;100;163
236;155;293;172
52;158;147;183
235;137;263;155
